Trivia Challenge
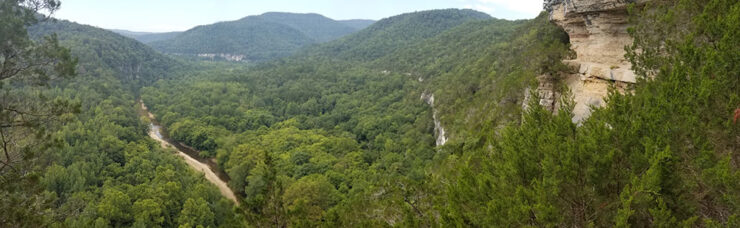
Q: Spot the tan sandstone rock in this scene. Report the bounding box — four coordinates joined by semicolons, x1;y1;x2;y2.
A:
536;0;646;121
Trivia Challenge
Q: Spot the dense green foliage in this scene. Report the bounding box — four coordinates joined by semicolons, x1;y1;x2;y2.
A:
0;0;77;226
42;75;243;227
441;0;739;226
142;9;572;226
2;4;243;226
375;15;570;146
5;0;738;227
306;9;491;61
142;2;739;226
29;20;181;88
149;12;365;62
257;12;360;43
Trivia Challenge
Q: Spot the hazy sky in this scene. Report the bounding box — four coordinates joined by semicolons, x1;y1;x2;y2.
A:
53;0;543;33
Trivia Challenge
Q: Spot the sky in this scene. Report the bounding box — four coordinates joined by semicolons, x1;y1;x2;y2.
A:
54;0;544;33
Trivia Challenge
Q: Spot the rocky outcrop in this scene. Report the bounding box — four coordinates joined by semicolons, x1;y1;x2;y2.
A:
538;0;647;122
421;92;448;146
523;74;561;113
197;53;247;62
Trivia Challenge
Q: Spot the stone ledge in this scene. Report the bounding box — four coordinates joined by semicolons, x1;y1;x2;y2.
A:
577;62;636;83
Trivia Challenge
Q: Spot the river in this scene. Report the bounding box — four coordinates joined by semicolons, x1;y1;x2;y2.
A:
138;101;239;205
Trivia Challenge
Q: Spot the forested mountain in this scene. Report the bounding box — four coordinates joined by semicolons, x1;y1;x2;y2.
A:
111;29;182;44
149;12;367;62
307;9;492;61
257;12;359;42
2;0;738;227
29;20;180;87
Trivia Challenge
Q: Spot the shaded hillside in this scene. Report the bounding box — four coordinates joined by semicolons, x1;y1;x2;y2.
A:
308;9;492;61
149;12;365;62
374;16;569;143
258;12;358;42
29;20;180;87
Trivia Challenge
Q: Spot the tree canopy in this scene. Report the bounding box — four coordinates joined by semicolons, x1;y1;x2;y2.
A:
2;0;738;227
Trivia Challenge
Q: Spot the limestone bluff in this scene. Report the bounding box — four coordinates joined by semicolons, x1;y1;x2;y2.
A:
531;0;649;122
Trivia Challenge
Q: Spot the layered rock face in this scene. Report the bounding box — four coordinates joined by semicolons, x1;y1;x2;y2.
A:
539;0;647;121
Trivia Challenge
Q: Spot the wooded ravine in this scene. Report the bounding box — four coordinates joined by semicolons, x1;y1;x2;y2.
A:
1;0;737;227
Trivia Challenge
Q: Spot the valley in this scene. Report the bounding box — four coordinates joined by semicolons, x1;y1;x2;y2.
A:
1;0;737;227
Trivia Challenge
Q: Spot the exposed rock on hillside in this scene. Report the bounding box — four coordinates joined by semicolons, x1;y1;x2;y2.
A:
523;74;561;113
421;92;448;146
538;0;647;122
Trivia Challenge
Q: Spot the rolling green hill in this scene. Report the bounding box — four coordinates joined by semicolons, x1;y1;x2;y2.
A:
29;20;180;87
307;9;492;61
149;12;367;62
257;12;359;42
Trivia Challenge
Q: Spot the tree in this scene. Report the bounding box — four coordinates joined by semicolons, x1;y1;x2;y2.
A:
97;188;132;225
283;174;340;226
177;198;215;228
132;199;165;227
0;0;77;226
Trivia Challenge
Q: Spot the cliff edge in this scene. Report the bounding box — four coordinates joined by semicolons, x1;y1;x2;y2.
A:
538;0;648;122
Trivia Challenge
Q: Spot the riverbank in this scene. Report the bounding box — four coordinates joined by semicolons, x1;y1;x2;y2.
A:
138;101;239;205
